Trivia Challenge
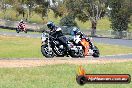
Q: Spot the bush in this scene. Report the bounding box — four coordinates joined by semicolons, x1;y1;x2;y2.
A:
59;15;78;27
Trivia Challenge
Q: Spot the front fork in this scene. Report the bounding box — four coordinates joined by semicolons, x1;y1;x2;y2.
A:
47;37;52;51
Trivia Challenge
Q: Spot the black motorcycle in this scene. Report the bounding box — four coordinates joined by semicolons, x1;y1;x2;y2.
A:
41;32;84;58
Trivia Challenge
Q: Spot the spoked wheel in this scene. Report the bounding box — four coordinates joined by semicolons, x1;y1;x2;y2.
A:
41;44;54;58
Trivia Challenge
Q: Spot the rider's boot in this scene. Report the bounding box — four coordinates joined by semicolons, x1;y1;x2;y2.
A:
66;48;70;57
66;51;69;57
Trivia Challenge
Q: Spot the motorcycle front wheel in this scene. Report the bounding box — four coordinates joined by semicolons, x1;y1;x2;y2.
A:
16;28;20;33
41;44;54;58
92;46;100;58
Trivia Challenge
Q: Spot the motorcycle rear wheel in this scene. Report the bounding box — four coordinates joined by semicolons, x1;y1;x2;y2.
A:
69;50;84;58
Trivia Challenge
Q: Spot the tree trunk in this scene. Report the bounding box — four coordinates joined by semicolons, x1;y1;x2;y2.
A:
22;12;25;18
115;31;123;39
29;5;32;18
91;20;97;37
118;31;123;39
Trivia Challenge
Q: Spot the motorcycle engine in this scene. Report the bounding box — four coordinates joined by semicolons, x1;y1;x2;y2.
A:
71;46;82;53
54;41;59;45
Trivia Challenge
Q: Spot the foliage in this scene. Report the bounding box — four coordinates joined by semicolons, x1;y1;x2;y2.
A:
52;0;108;36
60;14;78;27
109;0;131;31
15;5;26;17
51;0;78;26
0;0;132;34
0;0;50;21
34;0;49;20
50;1;67;18
109;0;132;38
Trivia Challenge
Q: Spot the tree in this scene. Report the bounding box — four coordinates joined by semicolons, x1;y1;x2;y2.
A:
75;0;107;36
60;14;78;27
34;0;50;21
0;0;14;15
24;0;35;20
50;0;67;18
130;4;132;25
109;0;131;38
14;0;36;21
50;0;79;27
51;0;108;36
0;0;54;22
50;0;71;26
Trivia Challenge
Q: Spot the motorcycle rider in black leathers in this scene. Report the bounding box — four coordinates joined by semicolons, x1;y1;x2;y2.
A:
47;21;70;56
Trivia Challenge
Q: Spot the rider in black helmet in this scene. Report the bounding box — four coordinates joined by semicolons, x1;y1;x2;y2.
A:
47;21;70;56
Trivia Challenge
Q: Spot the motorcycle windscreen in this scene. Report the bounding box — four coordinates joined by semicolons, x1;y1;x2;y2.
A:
80;39;89;56
41;33;47;42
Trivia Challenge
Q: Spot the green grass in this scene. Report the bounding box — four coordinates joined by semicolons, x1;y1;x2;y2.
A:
0;62;132;88
0;35;132;58
76;17;111;30
0;28;40;34
96;43;132;55
0;28;15;32
0;35;43;58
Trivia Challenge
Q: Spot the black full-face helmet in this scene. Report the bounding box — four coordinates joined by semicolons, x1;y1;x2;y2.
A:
47;21;55;29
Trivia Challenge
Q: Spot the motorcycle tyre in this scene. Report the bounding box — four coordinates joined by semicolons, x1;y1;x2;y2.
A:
92;46;100;58
41;44;54;58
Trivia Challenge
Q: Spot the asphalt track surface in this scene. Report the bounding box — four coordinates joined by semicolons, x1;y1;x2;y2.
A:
0;31;132;59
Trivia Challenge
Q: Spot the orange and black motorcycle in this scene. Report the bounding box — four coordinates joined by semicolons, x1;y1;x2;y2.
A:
72;32;100;57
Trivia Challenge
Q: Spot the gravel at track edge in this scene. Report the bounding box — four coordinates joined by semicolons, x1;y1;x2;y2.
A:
0;58;132;68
